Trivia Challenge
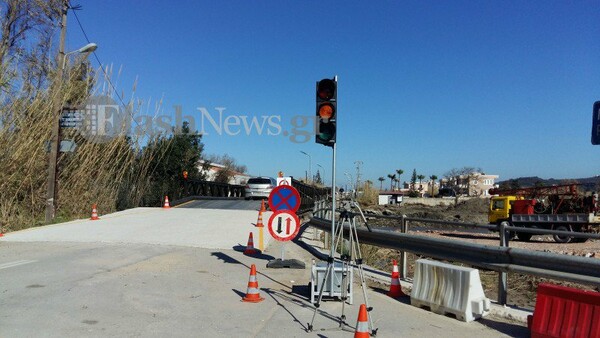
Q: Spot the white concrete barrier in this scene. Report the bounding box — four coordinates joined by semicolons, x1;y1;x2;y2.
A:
410;259;490;322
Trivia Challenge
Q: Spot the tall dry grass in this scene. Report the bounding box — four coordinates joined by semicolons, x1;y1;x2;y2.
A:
0;61;170;232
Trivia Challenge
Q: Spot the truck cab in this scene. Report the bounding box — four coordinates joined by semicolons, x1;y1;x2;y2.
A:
488;195;520;224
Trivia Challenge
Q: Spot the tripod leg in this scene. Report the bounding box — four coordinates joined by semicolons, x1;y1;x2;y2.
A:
350;217;378;336
308;259;334;332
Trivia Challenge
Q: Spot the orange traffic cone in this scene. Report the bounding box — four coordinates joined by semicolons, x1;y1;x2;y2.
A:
259;199;266;212
354;304;370;337
387;259;406;298
242;264;264;303
256;209;264;228
163;196;171;209
90;204;100;220
244;232;258;255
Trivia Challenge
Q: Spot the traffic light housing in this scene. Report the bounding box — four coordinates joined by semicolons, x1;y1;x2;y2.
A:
315;78;337;147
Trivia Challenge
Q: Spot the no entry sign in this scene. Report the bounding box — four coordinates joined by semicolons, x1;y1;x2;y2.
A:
268;185;301;213
267;210;300;242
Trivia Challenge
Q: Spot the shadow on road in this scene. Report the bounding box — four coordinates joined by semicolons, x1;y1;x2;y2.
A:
478;317;529;337
263;288;355;333
210;251;243;264
231;245;276;260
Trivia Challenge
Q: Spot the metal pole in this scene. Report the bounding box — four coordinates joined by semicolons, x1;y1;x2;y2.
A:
330;143;336;258
45;0;68;224
400;214;408;278
308;154;312;183
498;221;508;305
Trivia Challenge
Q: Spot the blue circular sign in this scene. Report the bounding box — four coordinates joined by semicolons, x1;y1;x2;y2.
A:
268;185;301;212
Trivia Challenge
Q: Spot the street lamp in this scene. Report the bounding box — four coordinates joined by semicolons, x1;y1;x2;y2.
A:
62;43;97;69
300;150;312;183
45;42;98;223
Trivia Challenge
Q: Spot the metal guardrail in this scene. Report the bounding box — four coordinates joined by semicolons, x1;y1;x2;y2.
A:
176;178;329;212
184;179;244;198
307;210;600;305
291;179;331;214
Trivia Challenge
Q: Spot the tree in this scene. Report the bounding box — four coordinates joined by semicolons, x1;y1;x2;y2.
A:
410;169;417;191
205;153;247;183
378;176;385;190
387;174;396;191
417;174;425;191
396;169;404;188
142;122;206;204
314;170;322;184
429;175;438;197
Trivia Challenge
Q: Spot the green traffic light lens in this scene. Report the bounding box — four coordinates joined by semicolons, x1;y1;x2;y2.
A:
317;122;335;141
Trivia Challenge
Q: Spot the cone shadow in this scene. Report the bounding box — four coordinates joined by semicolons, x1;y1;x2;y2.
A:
232;289;246;298
372;286;411;304
232;245;276;260
210;251;242;264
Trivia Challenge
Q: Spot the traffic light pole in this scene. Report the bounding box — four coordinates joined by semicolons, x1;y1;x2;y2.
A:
330;142;336;256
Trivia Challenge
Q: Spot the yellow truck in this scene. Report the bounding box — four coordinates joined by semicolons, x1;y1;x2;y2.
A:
488;185;599;243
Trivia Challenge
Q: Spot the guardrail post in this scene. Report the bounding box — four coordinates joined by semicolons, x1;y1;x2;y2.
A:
497;221;509;306
401;214;408;279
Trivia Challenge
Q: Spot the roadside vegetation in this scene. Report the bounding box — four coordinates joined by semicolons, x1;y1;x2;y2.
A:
0;1;233;232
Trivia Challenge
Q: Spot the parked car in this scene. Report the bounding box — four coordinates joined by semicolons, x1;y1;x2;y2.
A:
244;177;276;199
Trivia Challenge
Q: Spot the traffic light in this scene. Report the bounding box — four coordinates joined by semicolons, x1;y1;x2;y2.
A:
315;77;337;147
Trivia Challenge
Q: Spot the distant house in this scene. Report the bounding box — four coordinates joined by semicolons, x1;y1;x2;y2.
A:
402;180;440;197
197;160;251;185
378;191;404;205
440;173;499;197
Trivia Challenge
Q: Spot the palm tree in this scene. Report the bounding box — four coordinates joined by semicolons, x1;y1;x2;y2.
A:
429;175;438;197
378;177;385;190
396;169;404;189
417;174;425;190
387;174;396;191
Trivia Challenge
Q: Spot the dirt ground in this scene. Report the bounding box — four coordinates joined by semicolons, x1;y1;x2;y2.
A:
356;198;600;309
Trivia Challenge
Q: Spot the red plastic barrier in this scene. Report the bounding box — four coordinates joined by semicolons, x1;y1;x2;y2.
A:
528;283;600;338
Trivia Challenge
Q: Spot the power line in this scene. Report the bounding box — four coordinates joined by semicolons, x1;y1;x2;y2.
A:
69;3;143;131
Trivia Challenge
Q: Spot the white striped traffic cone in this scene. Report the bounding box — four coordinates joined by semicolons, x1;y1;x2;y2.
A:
90;204;100;220
242;264;264;303
387;259;405;298
354;304;370;337
244;232;258;255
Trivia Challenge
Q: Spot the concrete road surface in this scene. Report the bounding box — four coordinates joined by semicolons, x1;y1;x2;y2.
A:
177;199;262;210
0;206;529;337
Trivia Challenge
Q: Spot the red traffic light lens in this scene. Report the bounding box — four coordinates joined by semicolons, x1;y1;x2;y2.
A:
318;103;334;119
317;79;336;100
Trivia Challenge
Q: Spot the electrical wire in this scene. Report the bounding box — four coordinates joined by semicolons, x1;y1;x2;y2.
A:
70;3;144;130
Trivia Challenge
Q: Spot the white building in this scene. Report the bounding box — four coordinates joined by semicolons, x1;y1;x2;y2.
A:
197;160;251;185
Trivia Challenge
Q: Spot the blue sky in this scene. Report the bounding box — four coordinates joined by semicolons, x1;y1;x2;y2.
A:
66;1;600;185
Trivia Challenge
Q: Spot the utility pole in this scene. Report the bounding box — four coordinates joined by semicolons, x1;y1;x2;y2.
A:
354;160;363;191
45;0;68;223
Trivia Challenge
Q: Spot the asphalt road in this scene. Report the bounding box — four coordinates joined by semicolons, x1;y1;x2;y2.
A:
0;204;529;337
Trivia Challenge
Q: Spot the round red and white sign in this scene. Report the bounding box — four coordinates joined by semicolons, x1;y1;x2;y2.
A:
267;210;300;242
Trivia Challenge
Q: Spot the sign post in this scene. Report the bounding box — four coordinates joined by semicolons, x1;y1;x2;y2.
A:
266;185;305;269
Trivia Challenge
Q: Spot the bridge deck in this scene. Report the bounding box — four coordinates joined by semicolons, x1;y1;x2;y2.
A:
0;206;529;337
